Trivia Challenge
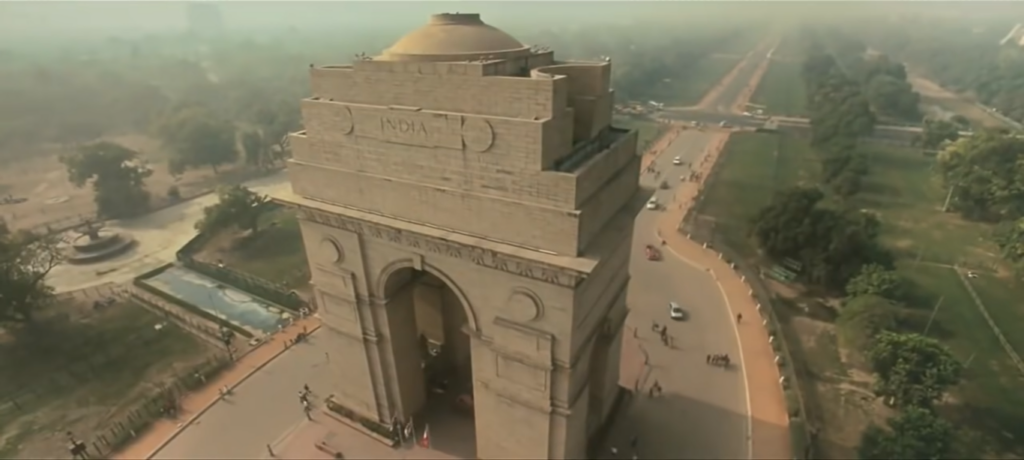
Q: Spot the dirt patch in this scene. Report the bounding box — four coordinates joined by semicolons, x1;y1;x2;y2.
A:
907;74;1007;129
788;312;893;459
0;134;256;233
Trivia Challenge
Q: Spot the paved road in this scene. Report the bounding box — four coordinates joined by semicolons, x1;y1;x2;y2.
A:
46;173;289;293
603;130;748;460
153;338;341;459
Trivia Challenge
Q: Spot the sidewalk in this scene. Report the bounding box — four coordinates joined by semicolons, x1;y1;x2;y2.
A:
653;131;792;459
113;317;322;460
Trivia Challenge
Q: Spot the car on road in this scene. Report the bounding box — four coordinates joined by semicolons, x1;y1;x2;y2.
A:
672;156;683;165
719;120;730;128
646;198;659;210
967;271;979;279
669;302;687;321
645;244;662;261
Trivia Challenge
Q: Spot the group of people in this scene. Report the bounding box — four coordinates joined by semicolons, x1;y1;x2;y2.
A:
298;384;313;419
706;354;731;367
650;322;672;347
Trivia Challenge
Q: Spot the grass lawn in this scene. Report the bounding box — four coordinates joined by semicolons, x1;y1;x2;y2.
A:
966;274;1024;360
852;145;1001;268
196;207;310;289
613;115;667;153
698;133;1024;456
898;264;1024;455
699;132;817;254
646;56;743;107
751;59;808;117
0;301;214;458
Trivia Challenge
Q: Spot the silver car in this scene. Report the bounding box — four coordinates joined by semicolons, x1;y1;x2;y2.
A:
669;302;686;321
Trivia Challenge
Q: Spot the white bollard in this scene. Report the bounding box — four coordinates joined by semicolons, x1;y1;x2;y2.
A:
769;335;774;344
774;356;781;364
740;275;745;282
763;319;768;326
718;253;723;260
703;242;708;249
748;289;753;296
779;376;786;385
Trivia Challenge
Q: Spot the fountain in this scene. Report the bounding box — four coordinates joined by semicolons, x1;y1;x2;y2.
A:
65;220;135;264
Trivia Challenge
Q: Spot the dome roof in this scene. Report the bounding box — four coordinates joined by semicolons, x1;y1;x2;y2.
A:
381;13;528;61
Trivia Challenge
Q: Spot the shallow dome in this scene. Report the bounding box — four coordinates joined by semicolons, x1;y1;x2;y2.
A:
381;13;529;61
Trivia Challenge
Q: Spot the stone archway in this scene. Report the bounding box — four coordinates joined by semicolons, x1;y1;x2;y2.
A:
379;262;478;458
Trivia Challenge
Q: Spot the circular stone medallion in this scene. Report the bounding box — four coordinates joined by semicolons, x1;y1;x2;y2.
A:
336;106;354;135
318;239;345;264
462;118;495;152
505;289;542;323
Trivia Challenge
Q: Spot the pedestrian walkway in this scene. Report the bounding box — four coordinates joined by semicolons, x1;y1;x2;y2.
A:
653;131;792;460
113;317;322;460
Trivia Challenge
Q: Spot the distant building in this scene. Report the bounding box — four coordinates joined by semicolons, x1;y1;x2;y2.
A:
999;23;1024;47
186;2;224;37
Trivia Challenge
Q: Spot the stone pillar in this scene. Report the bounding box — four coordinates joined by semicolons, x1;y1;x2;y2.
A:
383;285;426;419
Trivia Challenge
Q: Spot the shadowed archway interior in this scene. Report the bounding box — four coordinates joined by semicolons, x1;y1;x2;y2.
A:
383;267;476;458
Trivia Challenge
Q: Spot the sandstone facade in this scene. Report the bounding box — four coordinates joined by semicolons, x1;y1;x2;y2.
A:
271;13;642;459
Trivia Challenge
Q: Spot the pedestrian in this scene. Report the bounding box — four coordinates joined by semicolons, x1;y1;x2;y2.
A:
706;354;711;364
303;400;312;420
736;313;742;324
304;383;311;394
267;443;275;457
610;446;619;456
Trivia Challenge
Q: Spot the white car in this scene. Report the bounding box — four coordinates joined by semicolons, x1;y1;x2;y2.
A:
646;198;659;210
672;156;682;165
669;302;686;321
719;120;730;128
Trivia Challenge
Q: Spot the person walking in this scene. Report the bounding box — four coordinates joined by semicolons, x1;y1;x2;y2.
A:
736;313;743;324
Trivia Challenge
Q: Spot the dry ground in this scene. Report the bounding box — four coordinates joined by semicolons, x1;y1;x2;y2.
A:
0;289;218;459
0;134;257;233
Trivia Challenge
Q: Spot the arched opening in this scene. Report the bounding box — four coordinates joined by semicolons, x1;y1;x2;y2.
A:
382;266;476;458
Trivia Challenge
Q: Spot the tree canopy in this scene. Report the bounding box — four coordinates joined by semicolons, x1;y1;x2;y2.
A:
196;185;274;235
61;141;153;219
858;407;956;460
0;223;63;326
846;264;905;300
868;331;962;409
750;187;892;291
156;107;239;175
935;130;1024;222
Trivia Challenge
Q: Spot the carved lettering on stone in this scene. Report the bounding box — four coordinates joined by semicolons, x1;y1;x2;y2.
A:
381;117;428;139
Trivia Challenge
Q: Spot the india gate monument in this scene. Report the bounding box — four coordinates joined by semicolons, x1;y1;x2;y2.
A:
271;12;642;459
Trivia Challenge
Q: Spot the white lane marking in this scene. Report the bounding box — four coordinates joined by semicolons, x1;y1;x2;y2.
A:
650;147;753;460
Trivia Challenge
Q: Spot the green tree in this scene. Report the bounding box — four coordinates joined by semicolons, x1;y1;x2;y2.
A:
750;187;891;290
858;407;955;460
866;75;922;121
241;129;272;169
156;107;238;175
920;119;961;150
868;331;962;408
253;102;301;160
196;185;273;235
846;264;904;300
61;141;153;219
0;223;64;326
936;131;1024;221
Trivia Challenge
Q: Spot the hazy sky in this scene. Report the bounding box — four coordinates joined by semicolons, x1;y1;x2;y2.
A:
2;1;1022;40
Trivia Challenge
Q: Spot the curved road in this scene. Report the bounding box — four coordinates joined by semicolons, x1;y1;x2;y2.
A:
603;130;748;460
